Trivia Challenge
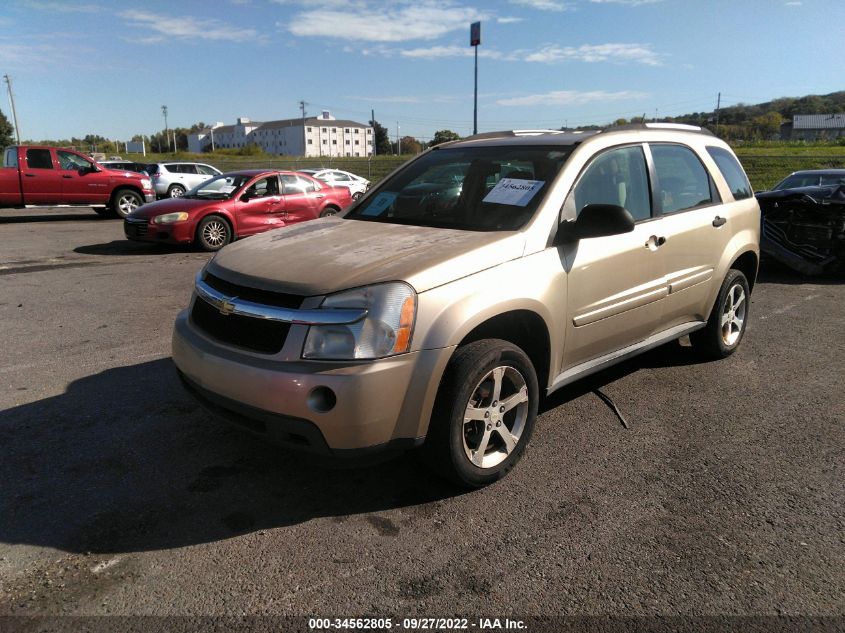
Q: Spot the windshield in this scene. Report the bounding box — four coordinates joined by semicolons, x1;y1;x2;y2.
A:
184;174;252;200
346;145;572;231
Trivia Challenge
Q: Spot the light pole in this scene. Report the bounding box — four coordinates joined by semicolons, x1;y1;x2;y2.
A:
161;105;170;152
470;22;481;135
396;122;400;156
4;74;21;144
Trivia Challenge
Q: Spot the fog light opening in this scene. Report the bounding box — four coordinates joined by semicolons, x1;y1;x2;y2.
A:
307;386;336;413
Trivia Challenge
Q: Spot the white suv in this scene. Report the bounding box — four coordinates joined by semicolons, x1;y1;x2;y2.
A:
150;162;222;198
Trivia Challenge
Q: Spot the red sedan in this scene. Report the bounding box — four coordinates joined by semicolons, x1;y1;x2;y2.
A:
123;169;352;251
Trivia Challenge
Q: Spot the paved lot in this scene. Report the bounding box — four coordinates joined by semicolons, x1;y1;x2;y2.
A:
0;207;843;620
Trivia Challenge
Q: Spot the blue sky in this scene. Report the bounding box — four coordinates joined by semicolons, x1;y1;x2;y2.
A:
1;0;841;143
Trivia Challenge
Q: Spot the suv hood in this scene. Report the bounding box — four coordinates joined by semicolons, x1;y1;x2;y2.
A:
207;217;525;296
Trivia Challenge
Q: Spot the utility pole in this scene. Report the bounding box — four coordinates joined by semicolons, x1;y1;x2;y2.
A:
470;22;481;135
4;74;21;144
371;109;376;157
715;92;721;135
300;100;307;120
161;105;170;152
210;126;215;152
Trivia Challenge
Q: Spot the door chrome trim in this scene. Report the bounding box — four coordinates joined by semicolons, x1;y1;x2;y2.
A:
549;320;705;393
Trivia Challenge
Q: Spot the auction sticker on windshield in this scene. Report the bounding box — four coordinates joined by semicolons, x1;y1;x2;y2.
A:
362;192;397;215
483;178;544;206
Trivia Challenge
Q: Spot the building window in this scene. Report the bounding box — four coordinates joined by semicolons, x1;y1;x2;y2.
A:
322;139;327;144
307;127;312;132
345;128;350;133
354;140;360;145
345;139;350;145
332;140;337;145
307;139;313;145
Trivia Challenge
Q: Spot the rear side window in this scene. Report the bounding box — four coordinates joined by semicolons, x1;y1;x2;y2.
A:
181;164;198;174
4;148;18;168
820;174;845;187
650;144;714;214
706;146;752;200
571;145;652;221
26;149;53;169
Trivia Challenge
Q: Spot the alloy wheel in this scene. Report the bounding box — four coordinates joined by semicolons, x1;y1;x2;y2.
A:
462;365;529;469
720;283;747;346
202;219;228;247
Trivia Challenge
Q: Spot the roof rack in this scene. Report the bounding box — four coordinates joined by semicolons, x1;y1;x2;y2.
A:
605;122;714;135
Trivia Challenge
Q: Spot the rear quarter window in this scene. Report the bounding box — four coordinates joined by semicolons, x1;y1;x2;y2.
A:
706;146;752;200
4;148;18;168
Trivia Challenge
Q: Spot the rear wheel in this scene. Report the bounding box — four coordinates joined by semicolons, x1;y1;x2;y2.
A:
422;339;538;488
111;189;143;219
690;269;750;359
195;215;232;252
168;184;186;198
320;206;340;218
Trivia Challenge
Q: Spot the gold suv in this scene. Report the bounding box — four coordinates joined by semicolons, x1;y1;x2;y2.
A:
172;124;760;487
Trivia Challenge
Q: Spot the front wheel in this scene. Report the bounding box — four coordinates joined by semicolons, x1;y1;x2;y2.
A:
422;339;539;488
690;269;750;359
111;189;143;219
351;191;363;201
195;215;232;252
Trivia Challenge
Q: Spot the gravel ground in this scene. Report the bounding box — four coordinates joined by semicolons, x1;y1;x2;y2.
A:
0;208;842;627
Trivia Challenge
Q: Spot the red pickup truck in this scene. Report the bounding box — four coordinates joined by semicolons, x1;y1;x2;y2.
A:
0;146;155;218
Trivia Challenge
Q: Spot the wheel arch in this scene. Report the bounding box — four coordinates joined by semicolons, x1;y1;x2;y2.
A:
729;249;759;293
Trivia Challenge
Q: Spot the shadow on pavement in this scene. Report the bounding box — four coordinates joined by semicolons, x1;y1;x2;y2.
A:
74;240;179;257
0;359;460;555
0;211;109;224
757;257;845;285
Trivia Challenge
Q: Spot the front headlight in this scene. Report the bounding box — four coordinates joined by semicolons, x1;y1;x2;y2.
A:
153;212;189;224
140;178;152;188
303;282;416;360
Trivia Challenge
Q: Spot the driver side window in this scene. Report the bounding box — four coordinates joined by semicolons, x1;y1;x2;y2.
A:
245;176;279;199
569;145;651;222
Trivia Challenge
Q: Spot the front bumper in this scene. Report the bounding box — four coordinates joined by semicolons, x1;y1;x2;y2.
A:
144;192;156;203
171;308;453;455
124;218;194;244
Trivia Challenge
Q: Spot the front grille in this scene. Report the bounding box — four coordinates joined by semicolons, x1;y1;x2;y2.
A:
191;274;304;354
124;218;149;239
204;272;303;308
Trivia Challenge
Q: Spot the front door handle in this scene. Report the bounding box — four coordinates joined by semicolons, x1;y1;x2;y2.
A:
314;194;325;199
24;173;36;177
62;175;73;179
712;216;727;227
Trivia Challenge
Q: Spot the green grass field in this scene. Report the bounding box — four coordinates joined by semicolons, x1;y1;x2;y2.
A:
125;142;845;193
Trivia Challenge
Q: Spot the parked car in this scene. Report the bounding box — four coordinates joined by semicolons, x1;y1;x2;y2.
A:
148;162;223;199
99;160;152;175
298;168;369;200
770;169;845;191
172;124;760;487
125;170;351;251
0;145;155;217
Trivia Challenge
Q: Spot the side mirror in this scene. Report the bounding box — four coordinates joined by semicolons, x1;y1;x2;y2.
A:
558;204;635;243
82;164;99;174
239;193;250;202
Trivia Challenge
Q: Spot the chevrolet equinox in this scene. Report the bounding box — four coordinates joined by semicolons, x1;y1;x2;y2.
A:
172;124;760;487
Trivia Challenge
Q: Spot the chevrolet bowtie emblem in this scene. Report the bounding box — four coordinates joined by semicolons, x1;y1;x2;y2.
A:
218;299;236;316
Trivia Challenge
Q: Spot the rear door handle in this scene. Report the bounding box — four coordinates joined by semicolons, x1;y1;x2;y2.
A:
24;173;36;177
62;175;73;179
712;216;727;227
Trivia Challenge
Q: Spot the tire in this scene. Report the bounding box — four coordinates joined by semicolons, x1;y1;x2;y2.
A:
111;188;143;219
168;184;186;198
195;215;232;252
422;339;539;488
690;269;751;360
320;206;340;218
351;191;363;201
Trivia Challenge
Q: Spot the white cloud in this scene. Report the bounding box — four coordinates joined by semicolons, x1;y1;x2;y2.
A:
120;10;260;42
521;43;661;65
399;45;503;59
497;16;525;23
23;1;100;12
285;2;485;42
589;0;665;5
784;1;802;5
509;0;574;10
497;89;647;106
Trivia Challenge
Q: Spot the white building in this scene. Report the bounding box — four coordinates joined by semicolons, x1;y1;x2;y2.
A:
188;111;373;157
